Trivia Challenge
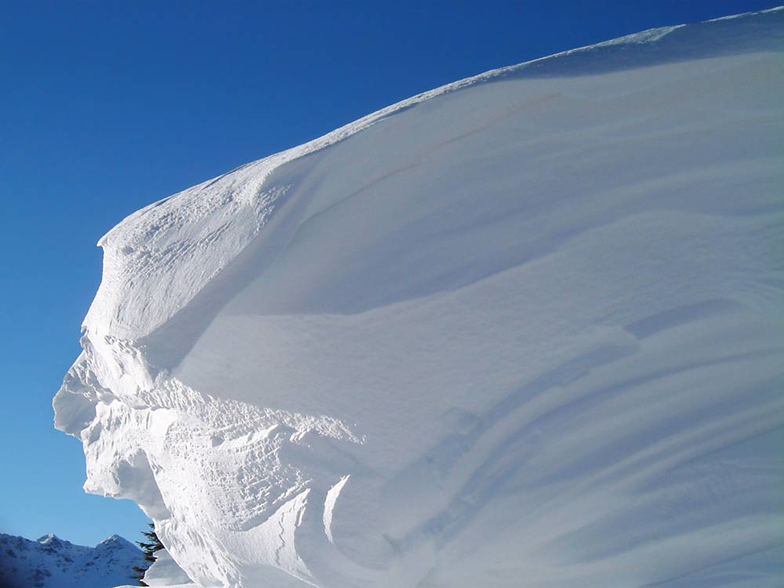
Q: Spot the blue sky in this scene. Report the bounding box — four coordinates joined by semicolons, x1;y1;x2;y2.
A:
0;0;779;548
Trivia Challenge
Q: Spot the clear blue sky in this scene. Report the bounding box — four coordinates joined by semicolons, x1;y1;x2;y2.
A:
0;0;779;548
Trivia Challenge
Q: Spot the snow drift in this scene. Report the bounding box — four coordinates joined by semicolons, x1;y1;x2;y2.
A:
55;8;784;587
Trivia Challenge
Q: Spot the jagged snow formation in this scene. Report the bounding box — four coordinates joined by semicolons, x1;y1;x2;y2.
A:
55;8;784;588
0;533;143;588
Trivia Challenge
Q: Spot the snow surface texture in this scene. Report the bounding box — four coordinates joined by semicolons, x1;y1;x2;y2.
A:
137;549;194;587
55;8;784;588
0;533;143;588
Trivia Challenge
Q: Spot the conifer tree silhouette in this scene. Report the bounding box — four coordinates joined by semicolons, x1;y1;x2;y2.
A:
132;523;164;586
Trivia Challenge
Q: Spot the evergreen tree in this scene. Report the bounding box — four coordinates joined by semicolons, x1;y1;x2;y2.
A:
132;523;165;586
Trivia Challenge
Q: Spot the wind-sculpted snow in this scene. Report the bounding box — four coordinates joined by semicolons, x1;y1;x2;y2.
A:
55;8;784;587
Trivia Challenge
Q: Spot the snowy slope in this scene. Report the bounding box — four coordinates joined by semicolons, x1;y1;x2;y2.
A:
0;533;143;588
55;7;784;588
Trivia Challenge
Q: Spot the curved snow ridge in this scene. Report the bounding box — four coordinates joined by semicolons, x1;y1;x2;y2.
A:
84;6;781;342
55;7;784;588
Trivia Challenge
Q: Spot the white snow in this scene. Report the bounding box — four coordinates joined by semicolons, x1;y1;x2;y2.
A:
138;549;195;587
55;7;784;587
323;476;350;545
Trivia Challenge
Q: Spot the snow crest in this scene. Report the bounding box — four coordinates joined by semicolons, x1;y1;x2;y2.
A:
55;8;784;587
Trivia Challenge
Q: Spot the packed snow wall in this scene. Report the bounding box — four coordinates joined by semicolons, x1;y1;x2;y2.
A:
55;8;784;588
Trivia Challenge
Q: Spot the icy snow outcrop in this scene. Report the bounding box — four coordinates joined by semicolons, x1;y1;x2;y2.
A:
55;8;784;587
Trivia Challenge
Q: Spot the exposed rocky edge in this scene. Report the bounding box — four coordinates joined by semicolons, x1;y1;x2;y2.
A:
55;7;784;588
0;533;143;588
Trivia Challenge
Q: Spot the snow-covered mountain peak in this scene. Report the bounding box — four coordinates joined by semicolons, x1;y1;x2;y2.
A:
96;534;135;550
0;532;144;588
36;533;63;545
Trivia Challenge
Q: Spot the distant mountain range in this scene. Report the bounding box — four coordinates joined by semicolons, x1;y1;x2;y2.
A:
0;532;144;588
